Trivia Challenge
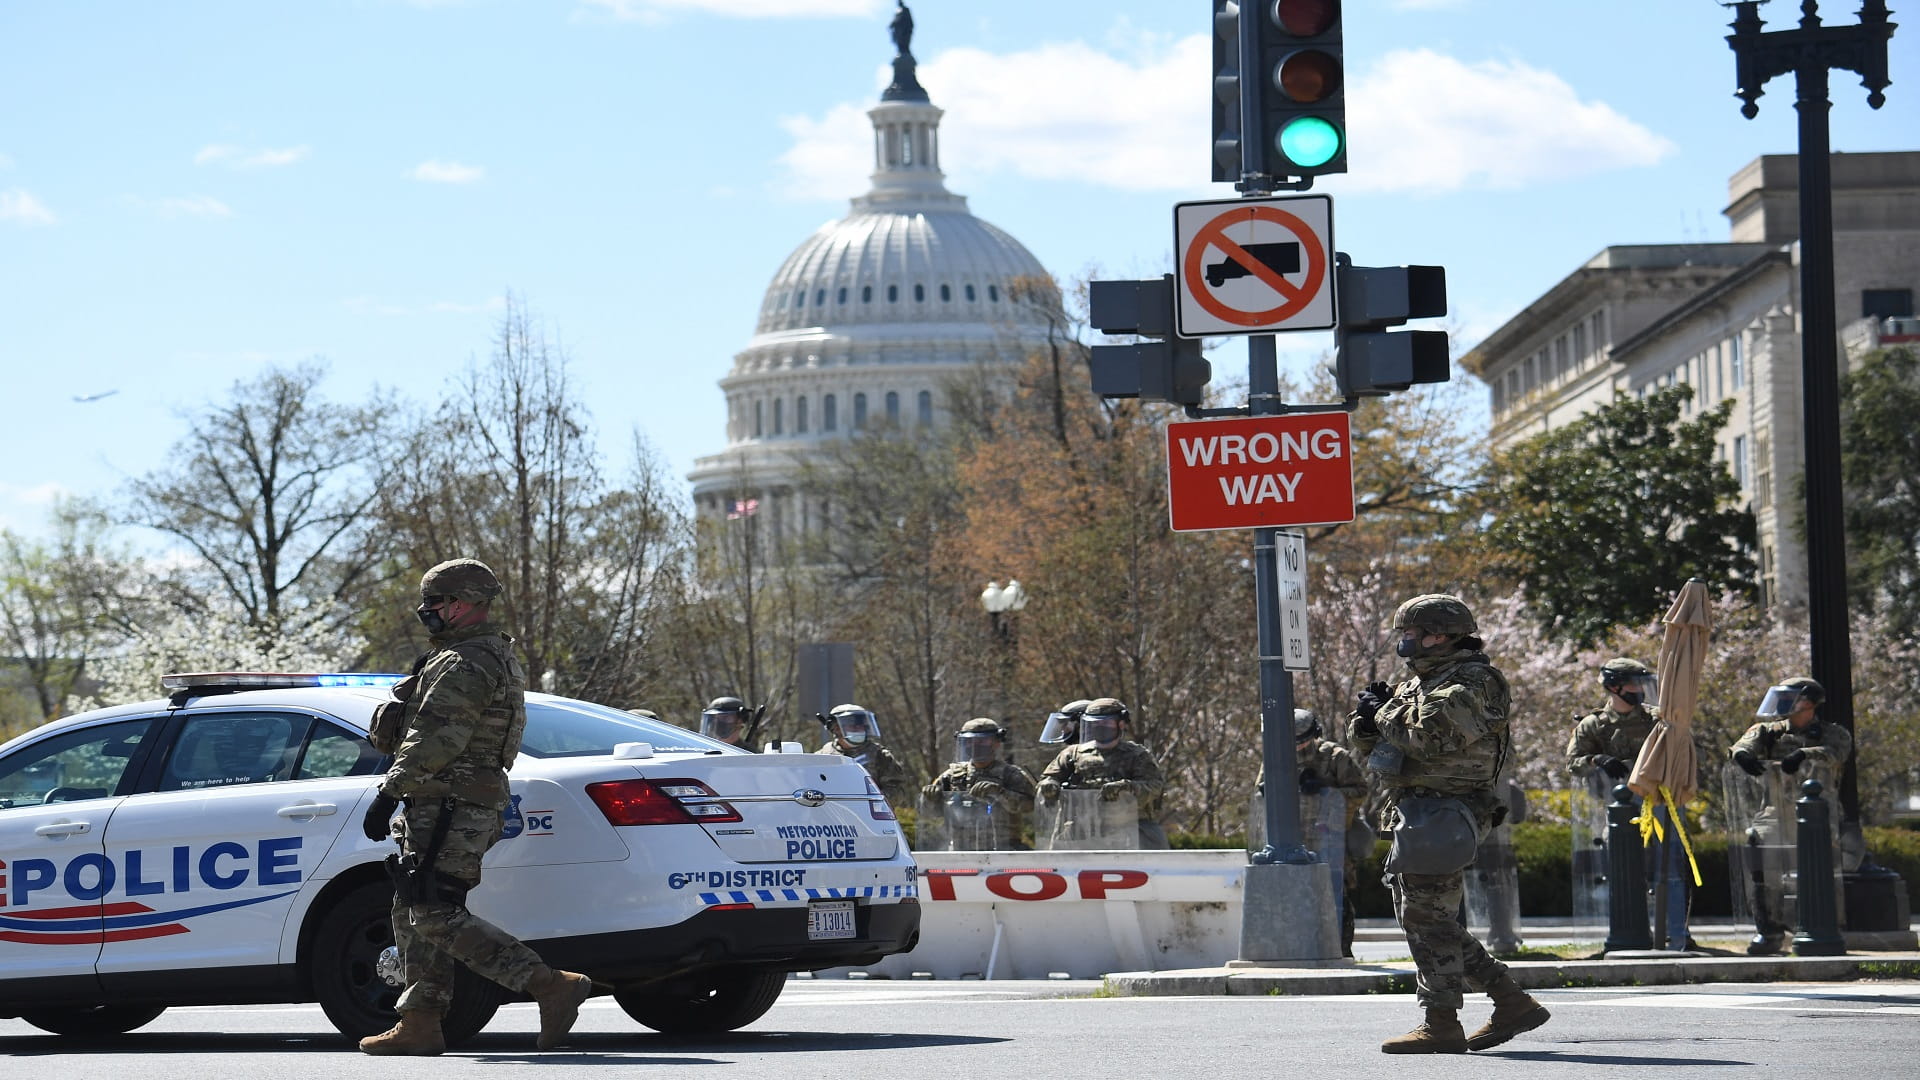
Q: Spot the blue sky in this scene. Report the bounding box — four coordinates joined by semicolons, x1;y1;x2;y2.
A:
2;0;1914;536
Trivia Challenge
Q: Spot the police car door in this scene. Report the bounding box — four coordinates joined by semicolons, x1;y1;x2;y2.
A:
94;709;370;985
0;716;161;987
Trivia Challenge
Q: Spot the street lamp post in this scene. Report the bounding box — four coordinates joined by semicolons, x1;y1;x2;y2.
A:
1723;0;1895;829
980;579;1029;720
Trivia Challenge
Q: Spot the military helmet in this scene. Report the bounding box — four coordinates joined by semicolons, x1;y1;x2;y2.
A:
706;695;746;713
1083;697;1128;721
420;558;504;604
1293;708;1322;740
1600;657;1654;684
1390;593;1477;637
961;717;1007;738
1781;676;1826;705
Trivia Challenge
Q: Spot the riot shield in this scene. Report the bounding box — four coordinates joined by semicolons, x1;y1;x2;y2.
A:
1722;760;1846;941
1569;771;1612;925
915;790;1011;852
1466;816;1523;953
1035;787;1140;850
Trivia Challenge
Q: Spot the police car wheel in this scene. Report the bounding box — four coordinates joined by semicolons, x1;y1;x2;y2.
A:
614;969;785;1035
310;882;503;1046
18;1004;167;1039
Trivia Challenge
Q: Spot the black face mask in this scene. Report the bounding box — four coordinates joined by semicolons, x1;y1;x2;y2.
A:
1617;690;1645;708
417;606;449;634
1395;637;1420;658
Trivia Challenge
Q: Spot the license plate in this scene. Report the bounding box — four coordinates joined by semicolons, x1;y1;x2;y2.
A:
806;901;856;941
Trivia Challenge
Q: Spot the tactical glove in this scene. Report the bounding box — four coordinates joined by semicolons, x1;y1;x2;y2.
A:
1038;778;1062;801
1298;768;1324;794
968;780;1003;801
1597;754;1631;779
1780;748;1808;774
362;791;400;842
1733;749;1765;777
922;782;943;799
1100;780;1132;802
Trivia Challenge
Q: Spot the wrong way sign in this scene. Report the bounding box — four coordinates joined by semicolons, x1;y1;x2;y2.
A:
1173;195;1335;338
1164;413;1355;532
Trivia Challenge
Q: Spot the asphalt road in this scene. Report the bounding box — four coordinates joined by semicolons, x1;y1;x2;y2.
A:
5;979;1918;1078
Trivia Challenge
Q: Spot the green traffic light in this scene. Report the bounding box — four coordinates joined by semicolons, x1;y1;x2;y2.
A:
1278;116;1341;168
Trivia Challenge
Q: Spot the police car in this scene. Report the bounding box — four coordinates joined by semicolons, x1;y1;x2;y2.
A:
0;673;919;1044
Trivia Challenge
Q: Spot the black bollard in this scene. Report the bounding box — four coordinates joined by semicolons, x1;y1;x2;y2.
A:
1604;783;1650;952
1792;778;1846;956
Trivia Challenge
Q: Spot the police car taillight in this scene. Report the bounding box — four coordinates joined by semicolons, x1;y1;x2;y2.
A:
866;776;895;821
161;671;406;692
586;778;742;826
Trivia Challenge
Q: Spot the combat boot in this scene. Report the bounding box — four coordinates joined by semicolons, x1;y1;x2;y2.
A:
527;965;594;1050
358;1010;445;1056
1466;974;1551;1051
1380;1007;1468;1054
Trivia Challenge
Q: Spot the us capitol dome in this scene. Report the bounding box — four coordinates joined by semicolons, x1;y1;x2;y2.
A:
688;11;1062;533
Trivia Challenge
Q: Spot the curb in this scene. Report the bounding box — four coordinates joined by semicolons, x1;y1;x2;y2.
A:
1103;952;1920;997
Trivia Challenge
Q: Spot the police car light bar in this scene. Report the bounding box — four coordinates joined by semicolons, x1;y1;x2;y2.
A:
161;672;407;692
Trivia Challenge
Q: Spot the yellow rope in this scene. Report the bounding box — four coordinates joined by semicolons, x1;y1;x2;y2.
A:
1634;785;1704;887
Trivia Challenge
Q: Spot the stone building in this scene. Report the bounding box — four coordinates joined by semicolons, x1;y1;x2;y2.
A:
1462;151;1920;607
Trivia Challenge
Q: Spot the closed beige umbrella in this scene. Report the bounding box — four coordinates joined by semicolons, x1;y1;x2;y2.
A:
1631;578;1711;885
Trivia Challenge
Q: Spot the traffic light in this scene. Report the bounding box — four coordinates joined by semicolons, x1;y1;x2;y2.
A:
1211;1;1245;182
1259;0;1346;183
1334;259;1449;397
1089;276;1212;407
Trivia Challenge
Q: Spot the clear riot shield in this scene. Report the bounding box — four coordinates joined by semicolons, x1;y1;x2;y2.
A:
1569;771;1612;925
1035;787;1140;850
1722;760;1846;940
915;790;1012;851
1466;815;1523;953
1245;789;1347;867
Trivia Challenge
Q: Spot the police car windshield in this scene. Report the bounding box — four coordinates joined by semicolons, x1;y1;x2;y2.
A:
522;698;737;758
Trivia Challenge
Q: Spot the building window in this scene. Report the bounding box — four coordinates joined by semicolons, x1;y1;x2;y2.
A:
815;289;825;306
1590;311;1605;356
917;390;933;426
1732;434;1748;489
754;400;764;438
1863;288;1914;320
888;285;899;303
824;393;838;432
837;287;847;304
862;285;873;303
1754;434;1772;510
1729;334;1745;390
988;284;999;302
773;398;784;435
1505;369;1520;404
1554;336;1570;378
797;395;809;433
853;392;868;429
940;284;951;302
794;289;805;308
965;284;976;301
1492;380;1506;414
914;284;925;302
1572;323;1587;363
885;391;900;425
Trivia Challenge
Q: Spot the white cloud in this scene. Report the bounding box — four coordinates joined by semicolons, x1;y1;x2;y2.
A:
1343;49;1676;192
132;195;233;219
0;189;56;225
578;0;880;20
406;160;486;184
774;35;1676;199
195;144;311;168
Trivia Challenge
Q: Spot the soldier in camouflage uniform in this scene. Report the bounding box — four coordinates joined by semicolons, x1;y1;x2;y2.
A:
358;558;593;1056
816;703;914;809
1729;676;1854;954
1349;594;1549;1054
1258;708;1368;955
1038;698;1169;849
922;718;1039;848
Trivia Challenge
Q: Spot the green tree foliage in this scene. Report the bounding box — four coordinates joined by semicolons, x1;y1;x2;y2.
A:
1485;386;1757;646
1836;346;1920;635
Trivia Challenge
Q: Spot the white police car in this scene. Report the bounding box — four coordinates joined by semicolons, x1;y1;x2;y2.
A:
0;673;919;1043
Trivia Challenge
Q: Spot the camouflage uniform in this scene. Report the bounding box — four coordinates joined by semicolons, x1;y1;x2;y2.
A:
1731;717;1854;770
1350;645;1514;1012
380;620;544;1014
1564;703;1660;779
816;739;914;809
1040;739;1168;849
924;759;1039;844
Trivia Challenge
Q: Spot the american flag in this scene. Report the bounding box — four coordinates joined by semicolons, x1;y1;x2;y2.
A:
727;498;760;520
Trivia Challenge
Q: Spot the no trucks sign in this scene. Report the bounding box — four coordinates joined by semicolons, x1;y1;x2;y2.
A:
1164;413;1356;532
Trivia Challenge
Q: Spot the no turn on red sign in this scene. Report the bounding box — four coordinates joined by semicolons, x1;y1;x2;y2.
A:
1164;413;1356;532
1174;195;1335;338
